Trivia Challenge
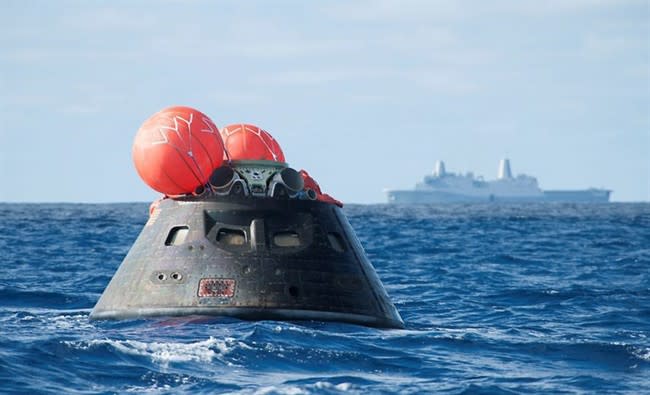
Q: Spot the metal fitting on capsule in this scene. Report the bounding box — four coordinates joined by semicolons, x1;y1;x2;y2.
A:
297;188;317;200
268;167;305;199
208;166;249;196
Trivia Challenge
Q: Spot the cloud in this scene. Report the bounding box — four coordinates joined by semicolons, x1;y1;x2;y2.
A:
324;0;648;23
207;91;266;106
248;67;479;96
322;0;463;22
498;0;647;14
252;70;366;86
3;94;58;107
3;48;141;63
582;34;648;57
56;6;159;32
59;104;102;115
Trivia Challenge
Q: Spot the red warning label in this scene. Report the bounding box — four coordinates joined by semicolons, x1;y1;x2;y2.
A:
198;278;236;298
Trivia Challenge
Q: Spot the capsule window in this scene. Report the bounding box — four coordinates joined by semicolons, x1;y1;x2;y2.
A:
217;228;246;246
273;232;301;247
165;226;189;246
327;232;346;252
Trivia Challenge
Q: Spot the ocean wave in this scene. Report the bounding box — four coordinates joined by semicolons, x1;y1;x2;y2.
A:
631;346;650;362
64;336;238;365
0;288;92;309
250;381;356;395
1;203;649;394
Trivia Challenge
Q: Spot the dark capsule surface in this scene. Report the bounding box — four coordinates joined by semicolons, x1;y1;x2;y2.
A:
91;196;404;329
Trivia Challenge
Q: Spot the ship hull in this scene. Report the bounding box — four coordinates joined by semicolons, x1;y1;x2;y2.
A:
543;190;611;202
387;189;610;204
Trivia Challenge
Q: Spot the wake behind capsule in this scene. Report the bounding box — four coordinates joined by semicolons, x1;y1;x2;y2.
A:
90;107;404;329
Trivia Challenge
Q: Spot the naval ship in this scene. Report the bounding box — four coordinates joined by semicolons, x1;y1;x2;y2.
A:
386;159;611;204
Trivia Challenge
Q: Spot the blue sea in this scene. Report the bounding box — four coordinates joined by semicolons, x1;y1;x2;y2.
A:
0;203;648;394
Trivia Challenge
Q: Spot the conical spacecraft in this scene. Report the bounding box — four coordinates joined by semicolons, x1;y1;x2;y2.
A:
91;107;404;329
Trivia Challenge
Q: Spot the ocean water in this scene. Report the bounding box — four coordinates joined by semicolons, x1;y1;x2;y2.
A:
0;202;648;394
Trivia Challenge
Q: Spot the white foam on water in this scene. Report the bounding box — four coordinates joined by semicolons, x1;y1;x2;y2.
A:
632;347;650;362
434;326;506;341
65;336;235;365
608;342;650;363
314;381;353;391
249;380;355;395
253;386;308;395
272;325;312;335
48;314;95;331
124;383;172;393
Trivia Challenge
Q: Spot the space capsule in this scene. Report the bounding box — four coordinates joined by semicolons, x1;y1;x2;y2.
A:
90;107;404;329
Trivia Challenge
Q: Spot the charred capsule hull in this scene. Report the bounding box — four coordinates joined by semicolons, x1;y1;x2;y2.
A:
90;197;404;329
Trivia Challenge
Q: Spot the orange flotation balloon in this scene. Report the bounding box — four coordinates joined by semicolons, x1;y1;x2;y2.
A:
220;124;285;162
299;170;343;207
149;195;166;216
133;106;225;196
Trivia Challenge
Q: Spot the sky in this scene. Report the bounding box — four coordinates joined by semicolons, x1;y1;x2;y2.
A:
1;0;648;203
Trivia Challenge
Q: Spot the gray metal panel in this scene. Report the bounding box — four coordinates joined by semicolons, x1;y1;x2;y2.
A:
91;197;404;329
